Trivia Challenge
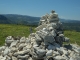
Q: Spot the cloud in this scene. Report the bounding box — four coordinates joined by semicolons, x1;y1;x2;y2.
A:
59;16;66;19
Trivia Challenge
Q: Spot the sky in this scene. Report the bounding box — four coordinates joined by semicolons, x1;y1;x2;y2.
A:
0;0;80;20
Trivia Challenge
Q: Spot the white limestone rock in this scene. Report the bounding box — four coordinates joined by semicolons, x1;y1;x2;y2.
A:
46;50;53;57
5;40;14;44
13;50;30;57
20;37;26;43
3;47;10;56
10;40;19;47
5;36;14;45
35;24;47;31
28;57;32;60
12;56;18;60
64;37;70;42
0;55;6;60
35;34;42;42
49;12;58;18
24;43;32;49
53;56;66;60
18;43;27;50
56;48;63;55
26;38;31;43
6;36;13;40
53;51;60;56
10;47;18;52
36;49;46;57
17;55;29;59
0;46;5;51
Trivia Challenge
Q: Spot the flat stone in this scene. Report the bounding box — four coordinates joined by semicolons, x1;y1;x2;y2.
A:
17;55;29;59
46;50;53;56
20;37;26;43
5;40;14;44
3;47;10;55
35;24;47;31
36;49;46;56
53;56;66;60
10;40;19;47
0;46;5;51
56;48;63;55
28;57;32;60
48;44;56;50
14;50;30;56
10;47;18;52
35;34;42;42
44;34;55;45
64;37;70;42
12;56;18;60
18;43;26;50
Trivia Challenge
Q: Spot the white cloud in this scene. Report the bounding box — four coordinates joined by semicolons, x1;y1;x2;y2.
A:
59;16;66;19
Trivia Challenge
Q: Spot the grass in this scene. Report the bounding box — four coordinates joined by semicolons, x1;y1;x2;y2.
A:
64;30;80;45
0;24;80;46
0;24;36;45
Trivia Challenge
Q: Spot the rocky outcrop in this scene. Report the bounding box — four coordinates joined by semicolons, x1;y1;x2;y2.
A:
0;10;80;60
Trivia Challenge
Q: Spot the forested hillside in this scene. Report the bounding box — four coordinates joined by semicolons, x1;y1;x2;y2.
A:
63;23;80;32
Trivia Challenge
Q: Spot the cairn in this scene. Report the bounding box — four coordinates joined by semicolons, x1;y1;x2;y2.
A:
0;10;80;60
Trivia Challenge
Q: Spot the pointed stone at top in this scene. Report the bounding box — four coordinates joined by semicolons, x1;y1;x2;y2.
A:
51;10;55;13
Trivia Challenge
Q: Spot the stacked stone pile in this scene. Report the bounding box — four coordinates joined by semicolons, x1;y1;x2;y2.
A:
0;10;80;60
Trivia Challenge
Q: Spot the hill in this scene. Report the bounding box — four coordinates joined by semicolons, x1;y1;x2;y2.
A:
0;14;40;25
0;14;80;24
0;14;80;31
0;15;10;24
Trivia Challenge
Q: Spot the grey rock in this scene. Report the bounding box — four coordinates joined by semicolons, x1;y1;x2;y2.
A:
10;47;18;52
46;50;53;56
18;43;26;50
3;47;10;55
54;43;60;48
35;24;47;31
56;48;63;55
48;44;56;50
0;55;6;60
17;55;29;59
5;40;14;44
28;57;32;60
64;37;70;42
14;50;30;56
36;49;46;57
35;34;42;42
10;40;19;47
6;36;13;40
53;51;60;56
0;46;5;51
12;56;17;60
44;34;55;45
53;56;66;60
20;37;26;43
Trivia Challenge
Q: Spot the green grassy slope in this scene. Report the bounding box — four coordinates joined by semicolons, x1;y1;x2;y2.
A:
0;24;35;45
64;30;80;45
0;24;80;46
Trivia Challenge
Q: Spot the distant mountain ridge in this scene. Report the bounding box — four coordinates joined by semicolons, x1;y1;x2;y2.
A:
0;14;80;25
0;15;10;24
1;14;40;25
